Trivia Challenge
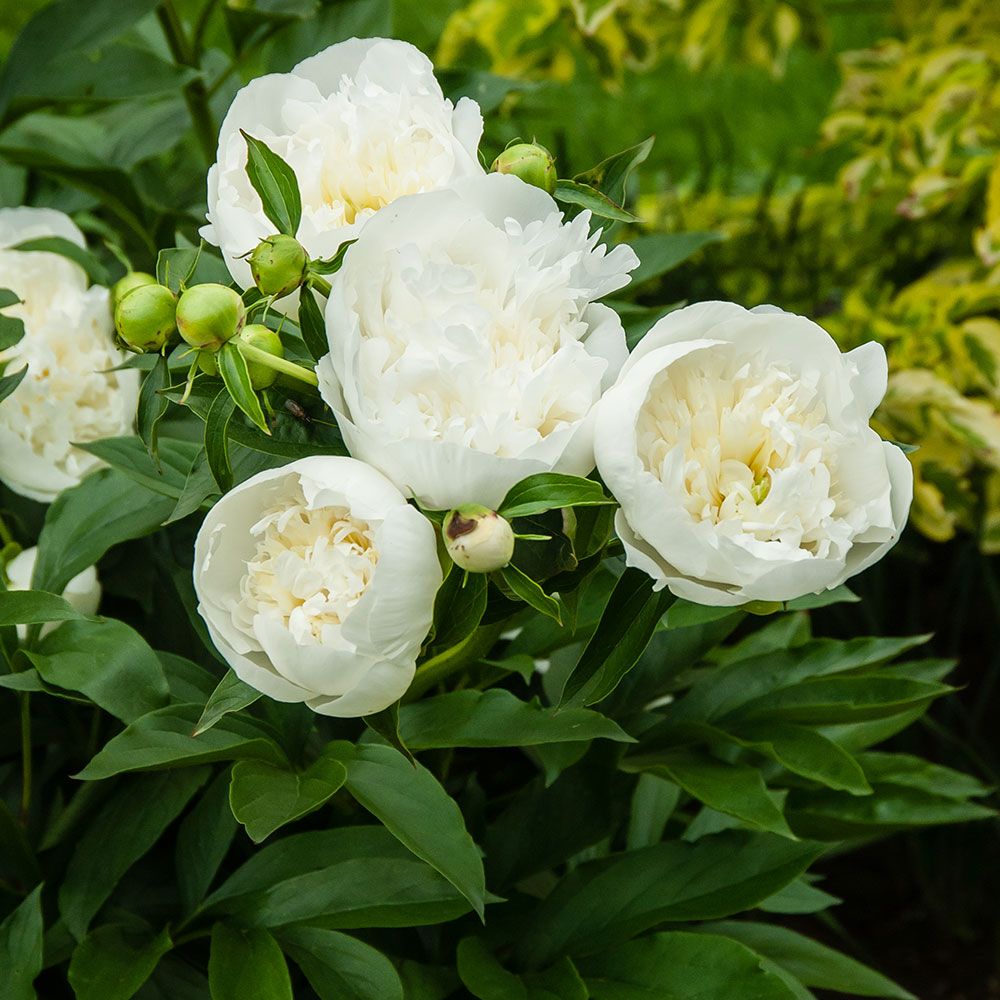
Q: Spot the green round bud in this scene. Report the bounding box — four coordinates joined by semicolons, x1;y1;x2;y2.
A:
491;143;557;195
238;324;284;389
443;504;515;573
110;271;157;312
197;351;218;376
249;235;309;299
113;283;177;353
176;283;246;351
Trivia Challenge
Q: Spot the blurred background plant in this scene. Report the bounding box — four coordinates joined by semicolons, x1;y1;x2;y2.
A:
2;0;999;995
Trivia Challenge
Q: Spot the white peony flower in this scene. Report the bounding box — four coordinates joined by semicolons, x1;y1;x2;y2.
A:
318;173;639;510
202;37;485;292
0;207;138;503
6;545;101;638
594;301;913;606
193;456;441;717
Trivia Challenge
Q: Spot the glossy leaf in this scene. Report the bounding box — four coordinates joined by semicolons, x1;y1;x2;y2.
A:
194;671;261;736
68;924;171;1000
205;388;236;493
498;473;614;520
209;924;292;1000
218;340;269;433
241;130;302;237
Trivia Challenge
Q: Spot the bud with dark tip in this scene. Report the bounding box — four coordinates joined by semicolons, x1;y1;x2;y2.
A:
249;235;309;299
238;324;284;389
110;271;157;311
491;142;557;195
176;283;246;351
114;283;177;353
443;504;515;573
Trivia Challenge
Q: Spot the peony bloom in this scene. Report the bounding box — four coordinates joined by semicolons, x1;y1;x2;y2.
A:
594;302;913;606
193;456;441;717
318;173;639;510
202;37;484;292
6;546;101;638
0;207;138;503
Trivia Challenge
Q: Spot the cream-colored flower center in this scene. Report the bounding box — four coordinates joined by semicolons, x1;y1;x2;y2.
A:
238;486;379;644
637;348;850;555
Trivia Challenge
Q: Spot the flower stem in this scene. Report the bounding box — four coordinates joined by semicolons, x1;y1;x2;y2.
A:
236;341;320;387
157;0;217;166
406;624;504;701
307;273;333;298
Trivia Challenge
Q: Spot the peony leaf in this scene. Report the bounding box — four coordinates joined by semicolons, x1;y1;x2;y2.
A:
498;472;614;520
218;340;269;434
136;352;170;458
624;231;726;289
67;925;172;1000
209;924;292;1000
0;364;27;404
327;742;487;919
428;566;488;651
229;753;347;843
0;589;92;627
574;136;654;210
204;388;236;493
241;130;302;237
194;670;261;736
11;236;109;286
554;179;637;223
0;884;43;1000
498;564;562;623
297;283;328;362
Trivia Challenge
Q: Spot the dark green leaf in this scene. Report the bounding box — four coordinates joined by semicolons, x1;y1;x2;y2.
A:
516;831;823;966
201;827;470;929
500;564;562;623
498;473;614;520
0;364;27;404
560;568;671;707
626;773;680;851
363;701;413;763
553;180;637;222
209;924;292;1000
73;437;196;499
328;742;487;918
76;704;287;780
27;617;170;723
11;236;109;286
429;566;487;651
297;284;328;362
33;468;176;594
241;130;302;237
622;750;794;837
578;931;799;1000
308;240;355;274
219;341;269;433
624;232;726;288
278;926;405;1000
68;925;171;1000
574;136;654;209
204;387;236;490
397;689;632;749
457;937;528;1000
0;589;90;627
708;921;915;999
230;752;347;843
60;769;208;938
194;672;261;736
0;884;43;1000
137;353;170;456
156;244;231;294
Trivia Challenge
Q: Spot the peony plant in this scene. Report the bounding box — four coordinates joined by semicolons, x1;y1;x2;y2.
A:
0;16;990;1000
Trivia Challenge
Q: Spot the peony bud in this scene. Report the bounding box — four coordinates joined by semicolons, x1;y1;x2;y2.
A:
249;235;308;299
110;271;157;311
443;504;515;573
114;283;177;353
491;142;557;195
176;283;246;351
238;324;284;389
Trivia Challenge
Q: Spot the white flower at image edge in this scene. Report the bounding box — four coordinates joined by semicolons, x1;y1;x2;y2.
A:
202;36;485;291
0;207;138;502
318;173;639;510
193;456;442;717
594;301;913;606
6;546;100;638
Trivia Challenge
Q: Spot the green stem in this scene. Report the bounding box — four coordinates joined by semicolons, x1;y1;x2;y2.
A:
157;0;217;166
19;694;31;824
405;624;504;702
236;341;320;387
307;273;333;298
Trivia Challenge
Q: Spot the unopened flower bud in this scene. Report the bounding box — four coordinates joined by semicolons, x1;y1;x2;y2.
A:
110;271;157;311
238;324;284;389
249;235;308;299
443;504;515;573
176;283;246;351
491;143;557;195
114;283;177;353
